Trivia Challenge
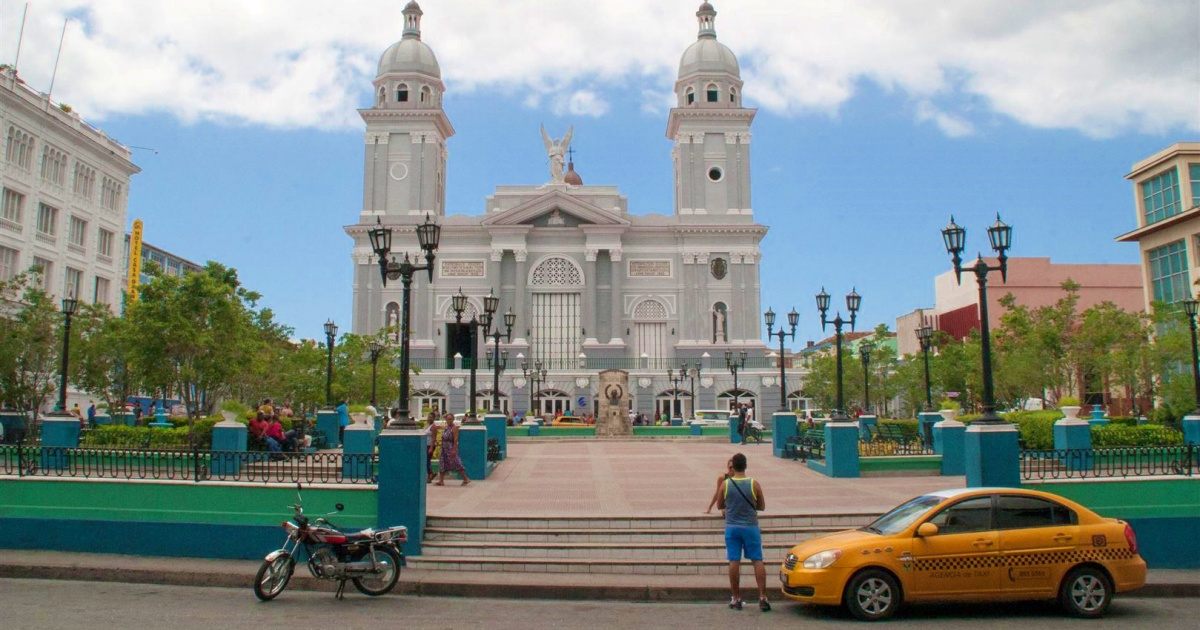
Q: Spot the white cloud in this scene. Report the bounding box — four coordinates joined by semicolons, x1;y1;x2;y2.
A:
1;0;1194;137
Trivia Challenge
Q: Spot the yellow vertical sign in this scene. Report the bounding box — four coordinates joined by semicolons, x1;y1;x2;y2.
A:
127;219;143;302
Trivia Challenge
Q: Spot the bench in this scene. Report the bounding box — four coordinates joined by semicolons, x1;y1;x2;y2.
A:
486;438;501;463
784;428;825;462
864;423;921;445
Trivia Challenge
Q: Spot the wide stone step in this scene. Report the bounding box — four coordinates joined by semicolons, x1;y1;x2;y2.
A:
419;540;799;560
424;525;839;544
405;556;785;575
425;513;875;531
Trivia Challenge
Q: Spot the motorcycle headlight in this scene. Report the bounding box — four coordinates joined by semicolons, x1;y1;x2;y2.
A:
802;549;842;569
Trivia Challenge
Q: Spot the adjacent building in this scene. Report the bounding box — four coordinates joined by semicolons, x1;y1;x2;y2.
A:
0;66;139;309
1115;142;1200;309
345;2;792;418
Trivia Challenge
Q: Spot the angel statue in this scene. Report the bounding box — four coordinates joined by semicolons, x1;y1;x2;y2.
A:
540;124;573;183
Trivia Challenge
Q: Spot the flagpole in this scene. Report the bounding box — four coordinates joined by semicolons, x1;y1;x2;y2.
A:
48;19;68;98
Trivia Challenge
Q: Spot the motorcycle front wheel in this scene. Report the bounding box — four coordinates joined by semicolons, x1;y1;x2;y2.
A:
253;553;294;601
352;547;401;596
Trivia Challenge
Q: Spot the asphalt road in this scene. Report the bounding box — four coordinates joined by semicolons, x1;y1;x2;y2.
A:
1;578;1194;630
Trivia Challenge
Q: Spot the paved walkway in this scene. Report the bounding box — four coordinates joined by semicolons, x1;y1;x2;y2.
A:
427;439;962;517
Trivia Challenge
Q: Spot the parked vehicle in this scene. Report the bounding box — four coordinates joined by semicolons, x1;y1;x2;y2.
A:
779;487;1146;621
551;415;586;427
693;410;734;426
254;484;407;601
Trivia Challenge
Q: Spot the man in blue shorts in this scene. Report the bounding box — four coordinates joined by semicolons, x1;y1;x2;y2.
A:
717;452;769;611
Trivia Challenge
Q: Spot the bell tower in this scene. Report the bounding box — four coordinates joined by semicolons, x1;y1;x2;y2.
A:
666;2;755;220
361;1;454;218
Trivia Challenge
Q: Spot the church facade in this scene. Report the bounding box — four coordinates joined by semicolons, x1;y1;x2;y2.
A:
346;2;805;418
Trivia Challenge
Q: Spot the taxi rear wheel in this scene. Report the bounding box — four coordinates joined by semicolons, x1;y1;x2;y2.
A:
844;569;901;621
1059;566;1112;618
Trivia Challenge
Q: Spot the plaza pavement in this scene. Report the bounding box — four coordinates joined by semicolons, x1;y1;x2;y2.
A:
1;437;1195;601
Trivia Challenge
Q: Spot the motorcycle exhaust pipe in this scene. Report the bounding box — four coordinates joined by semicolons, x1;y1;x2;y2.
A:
343;560;379;574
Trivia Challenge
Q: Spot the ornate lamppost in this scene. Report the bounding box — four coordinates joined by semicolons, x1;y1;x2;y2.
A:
916;324;935;411
667;368;686;420
55;294;78;412
941;214;1012;423
367;214;441;428
521;360;547;420
1182;297;1200;414
367;340;384;408
484;305;516;414
765;307;799;411
725;350;747;410
682;361;702;418
323;319;338;408
452;288;500;424
859;340;874;414
816;287;861;421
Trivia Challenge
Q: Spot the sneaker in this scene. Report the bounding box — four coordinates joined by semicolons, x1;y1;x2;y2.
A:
729;598;743;610
759;598;771;612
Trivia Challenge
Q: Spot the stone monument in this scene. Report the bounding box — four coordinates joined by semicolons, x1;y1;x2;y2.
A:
596;369;632;437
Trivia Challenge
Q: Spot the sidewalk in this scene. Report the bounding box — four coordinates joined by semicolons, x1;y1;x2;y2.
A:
0;549;1196;601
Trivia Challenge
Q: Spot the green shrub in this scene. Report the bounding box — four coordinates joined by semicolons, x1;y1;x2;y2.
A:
1091;424;1184;448
1152;406;1178;426
1057;396;1080;408
221;400;247;414
1002;410;1063;450
958;413;981;423
1106;416;1138;427
938;399;961;412
82;425;192;449
877;419;919;435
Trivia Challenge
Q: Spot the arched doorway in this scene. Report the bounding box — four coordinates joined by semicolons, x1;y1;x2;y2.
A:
529;256;584;368
655;389;690;421
535;388;572;417
787;391;811;412
477;390;510;415
717;388;755;412
413;389;447;416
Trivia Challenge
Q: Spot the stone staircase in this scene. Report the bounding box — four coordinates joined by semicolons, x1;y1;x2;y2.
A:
410;512;879;575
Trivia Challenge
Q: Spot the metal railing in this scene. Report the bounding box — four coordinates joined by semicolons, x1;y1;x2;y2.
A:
1020;445;1196;480
0;444;377;485
858;439;937;457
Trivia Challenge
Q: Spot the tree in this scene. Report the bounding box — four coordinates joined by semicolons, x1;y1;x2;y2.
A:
0;269;61;413
71;301;135;413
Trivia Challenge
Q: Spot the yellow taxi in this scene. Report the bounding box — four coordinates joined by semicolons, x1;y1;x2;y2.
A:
550;415;586;427
779;487;1146;621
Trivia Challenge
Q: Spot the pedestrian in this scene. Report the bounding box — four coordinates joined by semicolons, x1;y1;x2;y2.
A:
71;402;82;420
717;452;769;612
335;399;350;445
86;401;96;427
435;419;470;486
737;404;749;445
425;421;439;483
365;400;379;421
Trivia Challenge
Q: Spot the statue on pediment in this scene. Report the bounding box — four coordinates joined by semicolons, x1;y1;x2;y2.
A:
541;124;573;184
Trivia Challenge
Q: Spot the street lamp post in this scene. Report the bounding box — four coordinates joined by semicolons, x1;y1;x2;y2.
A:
941;214;1012;424
724;350;747;410
367;340;383;408
452;289;503;424
682;361;702;418
765;307;799;411
1182;298;1200;414
859;340;874;414
916;324;935;411
323;319;338;408
484;306;516;414
521;360;547;420
55;295;78;412
667;368;686;420
816;287;861;421
367;214;441;428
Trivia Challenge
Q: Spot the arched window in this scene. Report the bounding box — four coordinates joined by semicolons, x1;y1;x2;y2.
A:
686;87;695;106
634;299;669;361
413;389;447;416
530;256;583;286
706;84;719;102
396;84;409;102
377;86;386;105
420;86;431;103
730;88;737;104
384;302;401;342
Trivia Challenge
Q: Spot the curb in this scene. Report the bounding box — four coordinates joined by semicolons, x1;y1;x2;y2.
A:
1;563;1195;600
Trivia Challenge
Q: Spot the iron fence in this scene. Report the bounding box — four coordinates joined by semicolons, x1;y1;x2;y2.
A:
858;439;937;457
1020;445;1196;480
407;355;781;372
0;443;377;485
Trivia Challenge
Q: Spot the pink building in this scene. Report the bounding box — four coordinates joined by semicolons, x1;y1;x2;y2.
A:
934;257;1143;340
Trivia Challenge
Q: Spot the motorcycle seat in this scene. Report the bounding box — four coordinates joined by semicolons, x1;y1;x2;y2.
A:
344;529;375;543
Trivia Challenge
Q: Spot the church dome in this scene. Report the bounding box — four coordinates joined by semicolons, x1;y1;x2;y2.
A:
678;2;740;80
377;2;441;79
564;161;583;186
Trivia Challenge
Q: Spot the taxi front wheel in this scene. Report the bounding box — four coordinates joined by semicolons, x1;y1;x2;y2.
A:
1059;566;1112;618
844;569;902;621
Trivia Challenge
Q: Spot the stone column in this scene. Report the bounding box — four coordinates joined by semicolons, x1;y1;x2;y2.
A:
1054;407;1093;472
584;250;598;341
483;412;507;461
697;253;710;343
211;420;248;477
39;416;80;471
458;425;488;480
772;412;797;459
342;424;375;481
316;409;340;448
933;411;966;477
609;249;623;344
377;429;427;556
817;421;860;478
964;423;1021;488
515;249;529;343
1184;414;1200;446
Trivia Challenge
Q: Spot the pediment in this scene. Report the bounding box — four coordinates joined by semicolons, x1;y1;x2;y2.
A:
481;190;631;228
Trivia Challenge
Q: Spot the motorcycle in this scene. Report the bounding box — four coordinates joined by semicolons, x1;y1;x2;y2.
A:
254;483;407;601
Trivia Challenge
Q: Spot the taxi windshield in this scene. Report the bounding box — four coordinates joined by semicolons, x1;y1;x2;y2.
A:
861;495;943;535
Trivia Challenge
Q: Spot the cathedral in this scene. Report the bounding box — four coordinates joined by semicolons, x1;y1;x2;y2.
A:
346;2;798;418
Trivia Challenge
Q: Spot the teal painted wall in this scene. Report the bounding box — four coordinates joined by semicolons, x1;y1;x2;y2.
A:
1026;478;1200;568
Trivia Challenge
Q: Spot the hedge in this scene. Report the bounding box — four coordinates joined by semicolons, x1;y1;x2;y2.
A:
1091;424;1184;448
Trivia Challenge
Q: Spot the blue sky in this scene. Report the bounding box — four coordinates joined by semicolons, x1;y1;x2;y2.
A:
3;1;1197;345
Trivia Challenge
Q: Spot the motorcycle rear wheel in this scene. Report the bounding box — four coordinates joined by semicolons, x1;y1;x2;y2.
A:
352;547;401;596
253;553;294;601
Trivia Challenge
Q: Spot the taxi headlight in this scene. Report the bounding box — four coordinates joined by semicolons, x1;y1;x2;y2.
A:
802;549;842;569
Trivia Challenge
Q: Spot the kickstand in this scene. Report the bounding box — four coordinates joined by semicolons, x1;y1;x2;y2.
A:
335;580;346;600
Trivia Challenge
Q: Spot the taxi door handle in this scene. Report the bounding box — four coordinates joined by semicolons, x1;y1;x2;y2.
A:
1053;534;1074;543
972;539;994;548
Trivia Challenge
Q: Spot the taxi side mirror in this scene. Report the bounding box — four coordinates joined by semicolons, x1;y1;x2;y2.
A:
917;522;939;537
